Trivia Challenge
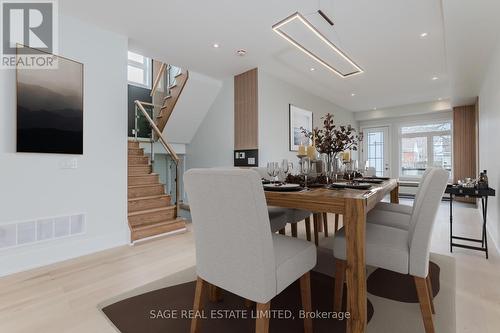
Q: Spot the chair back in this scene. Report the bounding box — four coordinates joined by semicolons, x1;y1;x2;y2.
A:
408;168;449;277
411;168;433;214
252;167;269;180
365;167;376;177
184;168;276;302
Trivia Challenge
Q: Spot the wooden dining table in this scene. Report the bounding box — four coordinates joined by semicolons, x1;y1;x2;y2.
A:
265;179;399;333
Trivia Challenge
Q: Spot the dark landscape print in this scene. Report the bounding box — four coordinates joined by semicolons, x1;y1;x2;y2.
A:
17;51;83;154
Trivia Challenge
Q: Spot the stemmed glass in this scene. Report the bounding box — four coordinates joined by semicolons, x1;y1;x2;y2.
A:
281;159;290;183
267;162;279;183
302;158;311;191
352;160;359;180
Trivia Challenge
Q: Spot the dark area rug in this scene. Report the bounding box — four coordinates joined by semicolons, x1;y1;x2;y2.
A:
102;271;373;333
367;261;440;302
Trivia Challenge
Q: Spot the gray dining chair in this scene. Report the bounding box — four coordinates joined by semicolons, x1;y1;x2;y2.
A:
367;168;433;230
252;167;312;237
332;168;449;333
185;168;316;333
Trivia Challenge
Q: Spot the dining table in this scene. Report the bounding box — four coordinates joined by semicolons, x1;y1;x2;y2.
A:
264;179;399;333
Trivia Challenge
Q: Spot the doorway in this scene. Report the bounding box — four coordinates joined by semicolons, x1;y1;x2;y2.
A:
362;126;390;177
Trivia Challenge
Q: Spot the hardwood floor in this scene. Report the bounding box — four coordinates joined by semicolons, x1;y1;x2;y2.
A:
0;200;499;333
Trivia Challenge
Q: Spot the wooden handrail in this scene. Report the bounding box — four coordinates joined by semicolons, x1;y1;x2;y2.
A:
150;63;167;97
135;100;179;163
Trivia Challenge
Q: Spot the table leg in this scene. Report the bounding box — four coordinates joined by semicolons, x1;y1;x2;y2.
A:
450;194;453;253
390;184;399;204
313;213;320;246
482;197;489;259
344;198;367;333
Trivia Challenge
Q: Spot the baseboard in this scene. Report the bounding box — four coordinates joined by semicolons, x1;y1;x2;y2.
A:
0;228;129;277
487;227;500;254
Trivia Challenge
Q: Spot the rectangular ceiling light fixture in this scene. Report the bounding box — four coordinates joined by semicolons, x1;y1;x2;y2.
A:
272;12;364;78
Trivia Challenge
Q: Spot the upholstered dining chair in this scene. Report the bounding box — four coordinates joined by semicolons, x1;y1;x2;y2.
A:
332;168;449;333
185;168;317;333
367;168;434;230
252;167;313;238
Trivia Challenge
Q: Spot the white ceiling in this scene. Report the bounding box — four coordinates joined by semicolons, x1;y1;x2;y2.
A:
59;0;496;111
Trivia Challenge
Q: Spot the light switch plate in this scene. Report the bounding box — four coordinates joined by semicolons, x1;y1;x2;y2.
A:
60;158;78;169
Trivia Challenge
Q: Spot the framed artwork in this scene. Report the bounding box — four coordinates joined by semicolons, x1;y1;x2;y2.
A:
17;46;84;154
289;104;313;151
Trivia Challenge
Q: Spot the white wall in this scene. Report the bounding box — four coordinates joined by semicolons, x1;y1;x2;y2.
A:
358;108;452;180
478;38;500;251
165;71;222;144
258;70;357;166
0;15;129;276
186;78;234;169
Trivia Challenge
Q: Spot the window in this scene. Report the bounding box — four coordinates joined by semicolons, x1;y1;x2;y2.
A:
127;51;151;88
400;121;452;179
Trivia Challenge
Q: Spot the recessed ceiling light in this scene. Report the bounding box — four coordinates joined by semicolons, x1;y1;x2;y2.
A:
438;97;442;101
236;49;247;56
213;43;220;48
310;67;315;71
420;32;428;38
432;76;439;81
351;93;356;97
373;107;377;110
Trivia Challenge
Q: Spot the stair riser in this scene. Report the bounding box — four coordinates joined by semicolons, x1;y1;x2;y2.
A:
128;185;164;198
128;196;171;213
128;148;144;156
128;141;140;148
128;166;152;176
128;174;160;186
128;209;176;226
128;156;149;165
131;220;186;242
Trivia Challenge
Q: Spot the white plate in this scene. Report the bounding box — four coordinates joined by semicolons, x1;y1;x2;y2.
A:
263;183;302;191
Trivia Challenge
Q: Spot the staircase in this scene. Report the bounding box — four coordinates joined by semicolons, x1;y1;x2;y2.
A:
128;63;189;243
128;140;186;242
155;67;189;132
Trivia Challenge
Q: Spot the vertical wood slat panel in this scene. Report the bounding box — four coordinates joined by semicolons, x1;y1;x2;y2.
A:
234;68;258;150
453;104;477;203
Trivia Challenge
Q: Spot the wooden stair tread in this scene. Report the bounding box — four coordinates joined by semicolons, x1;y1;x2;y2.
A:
128;183;163;189
128;206;175;217
128;194;169;202
131;218;185;231
128;173;158;178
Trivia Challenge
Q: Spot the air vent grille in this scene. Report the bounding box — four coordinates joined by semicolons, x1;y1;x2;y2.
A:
0;214;85;249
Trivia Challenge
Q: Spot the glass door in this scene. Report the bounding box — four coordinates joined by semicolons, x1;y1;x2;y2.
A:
362;127;390;177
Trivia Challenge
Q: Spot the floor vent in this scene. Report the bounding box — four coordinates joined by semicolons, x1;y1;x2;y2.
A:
0;214;85;249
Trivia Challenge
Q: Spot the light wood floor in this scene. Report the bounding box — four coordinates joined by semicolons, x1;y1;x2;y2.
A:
0;199;498;333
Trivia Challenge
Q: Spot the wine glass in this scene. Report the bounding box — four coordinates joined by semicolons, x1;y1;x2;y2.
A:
302;158;311;191
352;160;359;180
267;162;277;183
281;159;289;183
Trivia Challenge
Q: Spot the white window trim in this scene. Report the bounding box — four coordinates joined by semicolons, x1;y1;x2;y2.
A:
398;119;453;181
127;52;152;89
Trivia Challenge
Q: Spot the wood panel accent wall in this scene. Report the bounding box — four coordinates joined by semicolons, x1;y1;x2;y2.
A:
453;103;478;203
234;68;258;150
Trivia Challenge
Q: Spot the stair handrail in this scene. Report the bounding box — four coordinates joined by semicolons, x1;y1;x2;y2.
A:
134;100;179;163
135;100;181;216
150;63;167;97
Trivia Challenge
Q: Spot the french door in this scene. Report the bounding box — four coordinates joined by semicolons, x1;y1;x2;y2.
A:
362;127;390;177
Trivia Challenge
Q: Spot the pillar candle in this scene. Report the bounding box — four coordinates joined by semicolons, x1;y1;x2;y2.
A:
307;145;317;160
298;144;306;156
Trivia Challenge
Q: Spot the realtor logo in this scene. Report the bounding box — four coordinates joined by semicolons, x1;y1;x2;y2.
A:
1;0;58;69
